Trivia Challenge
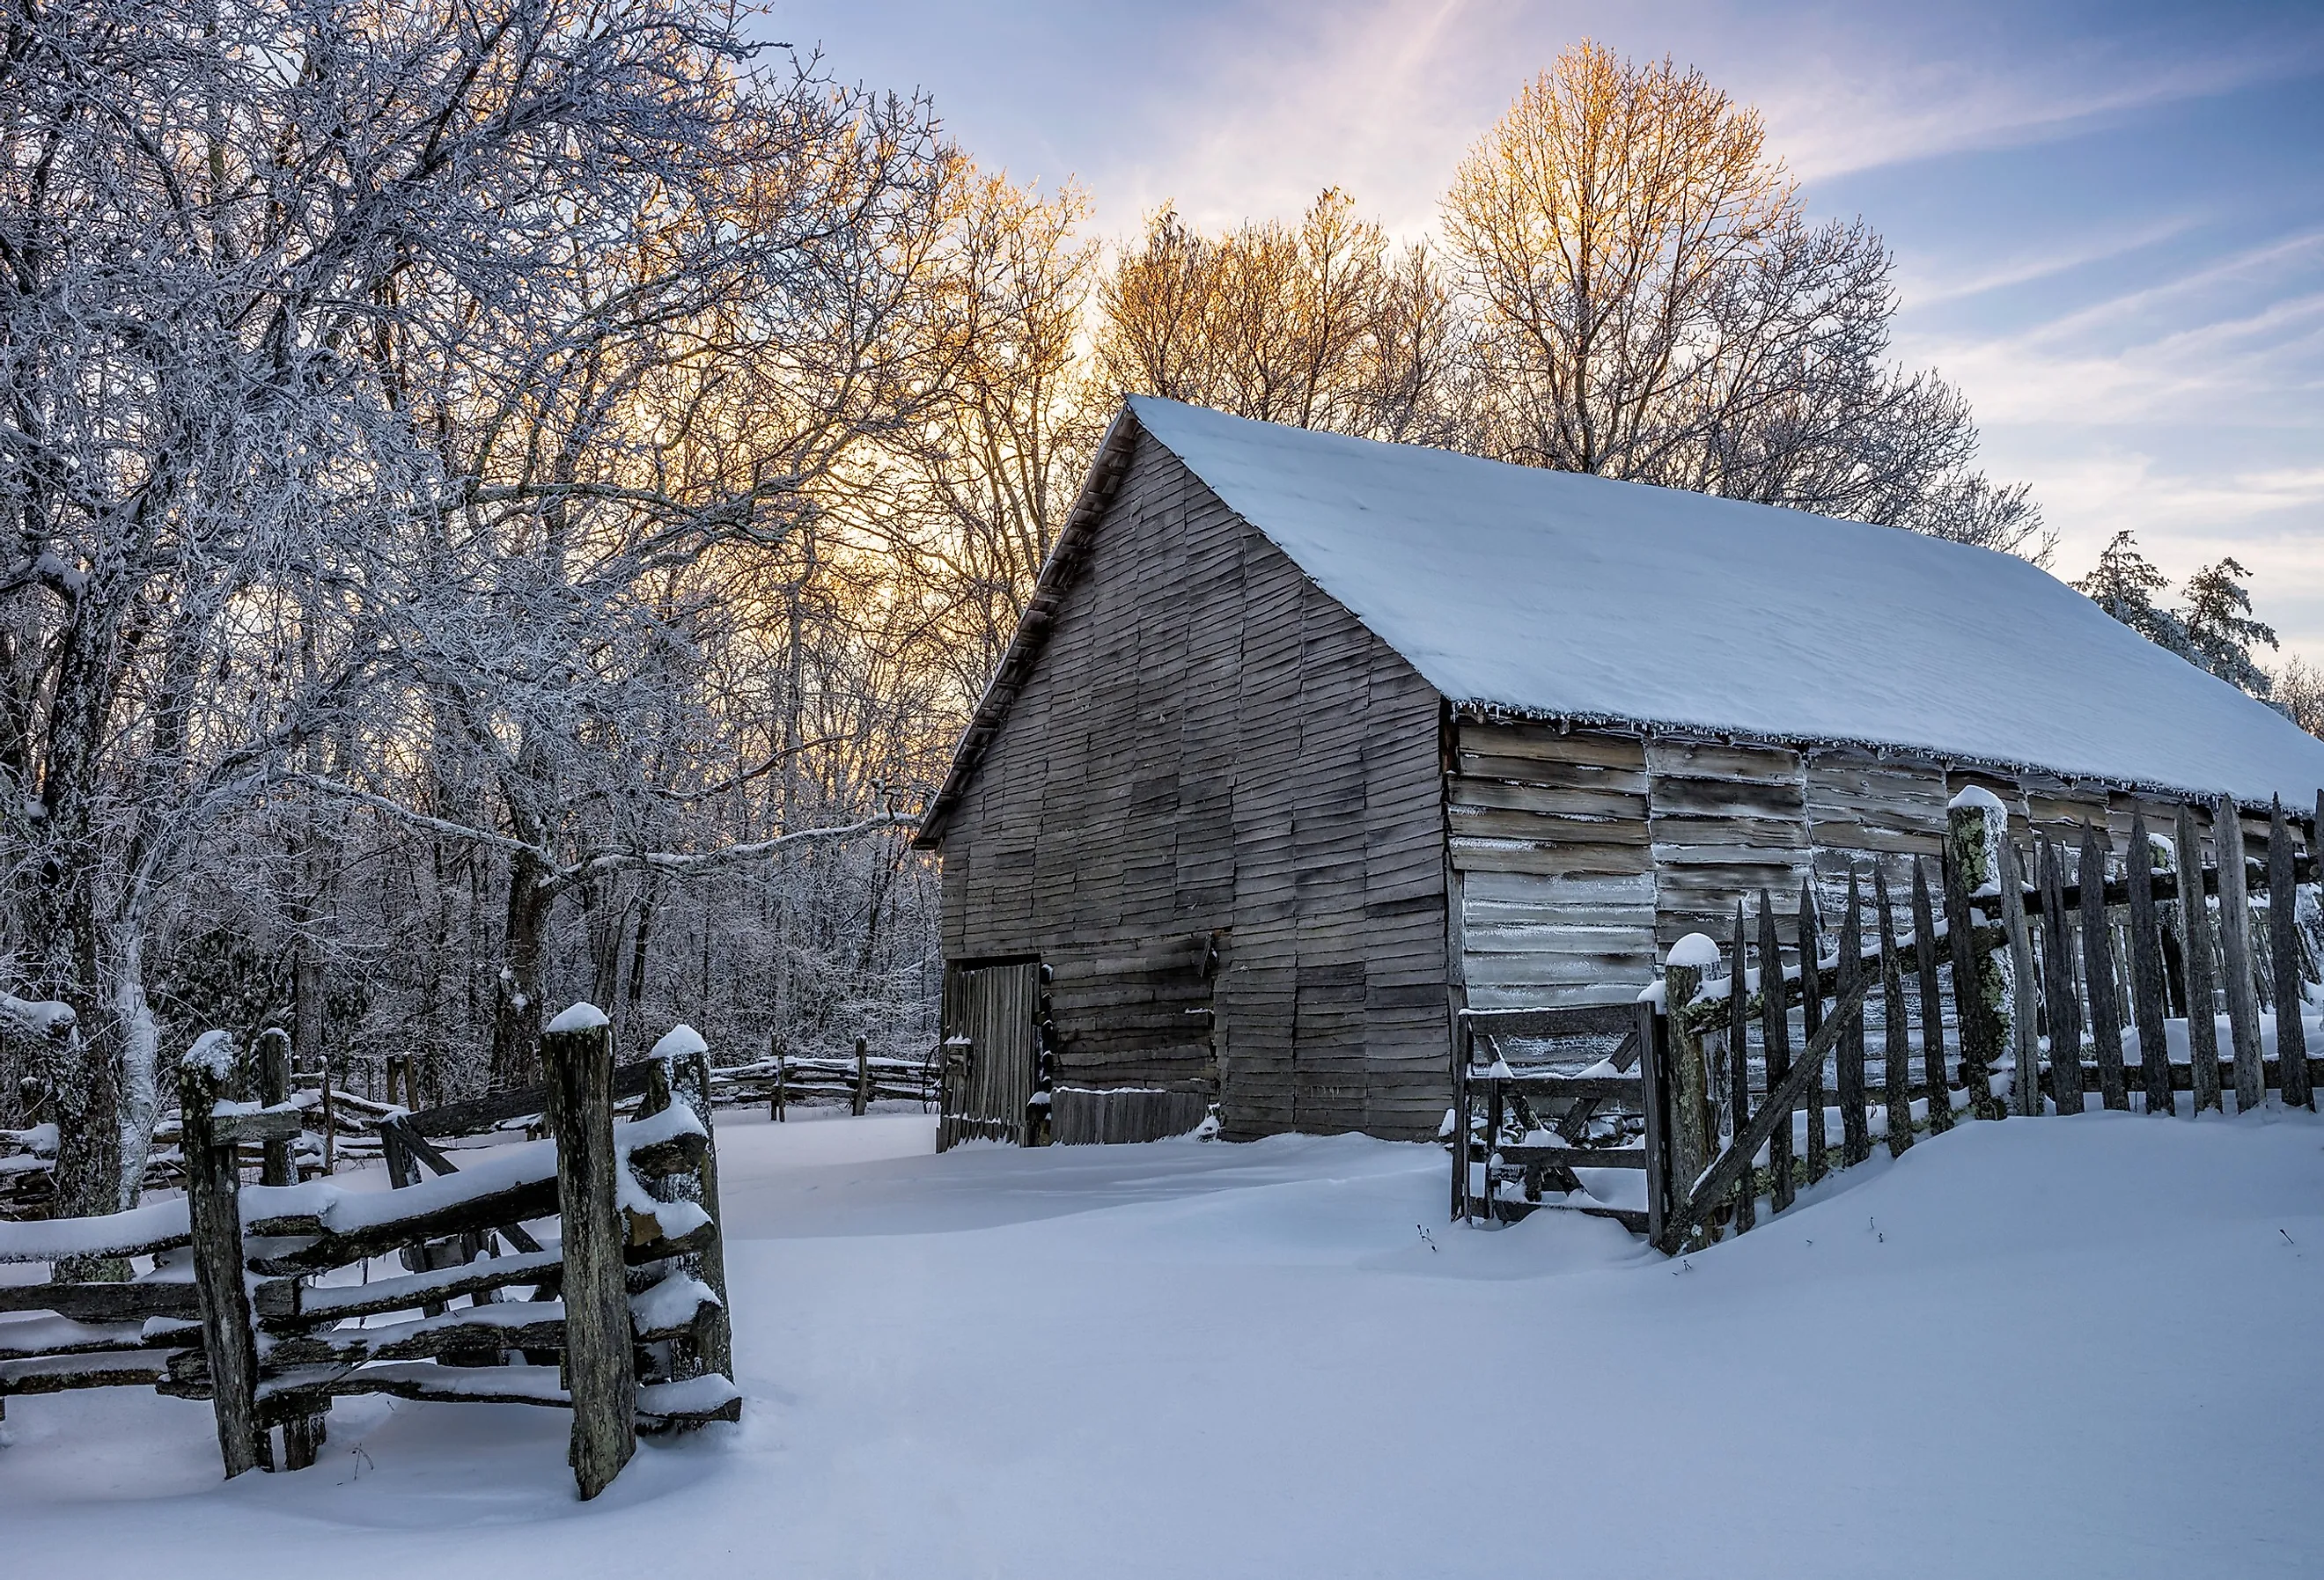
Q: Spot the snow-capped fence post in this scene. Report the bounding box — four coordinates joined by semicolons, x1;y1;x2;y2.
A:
2267;801;2312;1109
256;1026;296;1187
2078;823;2128;1111
541;1003;635;1500
1910;857;1954;1135
2214;796;2266;1112
2175;803;2225;1112
1661;936;1717;1246
180;1033;268;1479
2128;812;2177;1114
1993;836;2041;1120
644;1025;733;1389
1943;790;2010;1121
769;1032;787;1121
853;1036;871;1116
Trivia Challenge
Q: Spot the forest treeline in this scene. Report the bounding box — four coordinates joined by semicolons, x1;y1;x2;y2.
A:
0;7;2261;1219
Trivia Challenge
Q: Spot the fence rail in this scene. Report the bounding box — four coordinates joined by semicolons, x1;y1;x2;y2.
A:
0;1012;738;1499
1454;790;2324;1255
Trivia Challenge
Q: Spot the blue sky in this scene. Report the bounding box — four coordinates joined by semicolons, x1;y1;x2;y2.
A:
777;0;2324;665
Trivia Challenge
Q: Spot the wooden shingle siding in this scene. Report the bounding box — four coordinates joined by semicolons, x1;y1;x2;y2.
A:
1648;737;1810;949
1450;723;1657;1008
1804;752;1949;922
935;430;1449;1140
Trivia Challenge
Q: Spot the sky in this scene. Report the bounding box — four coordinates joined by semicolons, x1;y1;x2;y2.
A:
776;0;2324;665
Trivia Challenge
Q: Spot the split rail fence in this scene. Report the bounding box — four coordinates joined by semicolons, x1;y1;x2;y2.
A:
0;1010;739;1499
1455;790;2324;1254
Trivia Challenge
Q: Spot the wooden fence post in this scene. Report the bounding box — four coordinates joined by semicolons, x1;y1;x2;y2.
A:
1995;836;2041;1118
180;1033;268;1478
255;1026;296;1187
1727;902;1754;1234
1875;866;1913;1156
541;1003;634;1500
769;1032;786;1122
1663;936;1717;1246
1756;892;1795;1209
2127;811;2175;1113
2269;799;2312;1109
853;1037;870;1117
2175;802;2225;1112
2078;822;2128;1111
2037;838;2085;1114
1910;857;1953;1135
649;1026;734;1386
1836;871;1872;1164
2216;795;2266;1111
1796;880;1828;1180
1945;789;2010;1121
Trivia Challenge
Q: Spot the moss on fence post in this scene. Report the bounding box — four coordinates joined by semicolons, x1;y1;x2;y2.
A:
1663;935;1719;1248
1946;788;2013;1121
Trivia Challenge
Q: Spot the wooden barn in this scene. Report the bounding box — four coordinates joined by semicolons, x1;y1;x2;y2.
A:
915;396;2324;1145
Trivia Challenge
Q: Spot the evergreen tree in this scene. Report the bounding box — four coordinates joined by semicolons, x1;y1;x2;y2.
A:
2181;557;2278;698
2074;531;2189;654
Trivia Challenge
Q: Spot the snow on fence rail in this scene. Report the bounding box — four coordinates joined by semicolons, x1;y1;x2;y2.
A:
1456;790;2324;1254
0;1010;739;1499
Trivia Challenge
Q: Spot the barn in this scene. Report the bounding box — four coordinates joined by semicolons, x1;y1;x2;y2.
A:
915;396;2324;1145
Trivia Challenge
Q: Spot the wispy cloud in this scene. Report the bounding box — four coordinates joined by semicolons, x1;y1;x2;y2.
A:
1761;20;2324;181
1897;217;2201;306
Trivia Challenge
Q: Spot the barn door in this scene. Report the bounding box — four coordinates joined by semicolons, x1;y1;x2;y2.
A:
938;959;1043;1151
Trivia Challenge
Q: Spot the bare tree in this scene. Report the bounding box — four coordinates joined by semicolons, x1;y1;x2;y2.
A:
1442;41;2046;557
1096;189;1473;447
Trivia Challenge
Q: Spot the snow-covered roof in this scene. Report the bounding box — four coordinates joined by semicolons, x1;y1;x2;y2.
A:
1129;395;2324;805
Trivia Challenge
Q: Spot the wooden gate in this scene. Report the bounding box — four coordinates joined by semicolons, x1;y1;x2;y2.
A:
938;959;1044;1150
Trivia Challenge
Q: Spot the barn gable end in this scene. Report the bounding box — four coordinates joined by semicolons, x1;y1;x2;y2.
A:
932;426;1450;1140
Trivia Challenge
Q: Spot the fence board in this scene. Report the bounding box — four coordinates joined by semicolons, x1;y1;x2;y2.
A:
2216;795;2267;1112
1836;871;1871;1166
2079;824;2129;1111
2128;811;2175;1114
1911;858;1953;1135
1797;878;1828;1183
1876;866;1913;1157
1757;892;1795;1211
2269;801;2313;1109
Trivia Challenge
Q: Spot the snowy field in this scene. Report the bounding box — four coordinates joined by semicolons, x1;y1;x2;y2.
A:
6;1105;2324;1577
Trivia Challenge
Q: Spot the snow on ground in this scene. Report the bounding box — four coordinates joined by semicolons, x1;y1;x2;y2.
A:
5;1104;2324;1577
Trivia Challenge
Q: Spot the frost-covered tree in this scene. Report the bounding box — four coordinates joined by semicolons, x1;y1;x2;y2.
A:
2270;656;2324;738
2181;557;2277;698
2075;531;2191;654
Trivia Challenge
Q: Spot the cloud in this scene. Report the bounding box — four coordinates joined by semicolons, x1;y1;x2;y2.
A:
1895;217;2202;307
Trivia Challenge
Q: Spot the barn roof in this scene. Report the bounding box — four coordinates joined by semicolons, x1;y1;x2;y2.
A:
917;397;2324;845
1127;395;2324;807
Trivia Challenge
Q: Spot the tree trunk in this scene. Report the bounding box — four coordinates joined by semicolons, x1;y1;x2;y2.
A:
490;850;553;1091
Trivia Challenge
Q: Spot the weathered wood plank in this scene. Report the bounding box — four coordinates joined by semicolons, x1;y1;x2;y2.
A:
1835;871;1871;1165
2177;802;2225;1113
2216;794;2266;1113
1876;865;1913;1157
2080;823;2128;1111
2269;799;2313;1109
1758;891;1796;1211
542;1011;634;1501
1911;856;1953;1135
180;1037;268;1478
2128;811;2176;1114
